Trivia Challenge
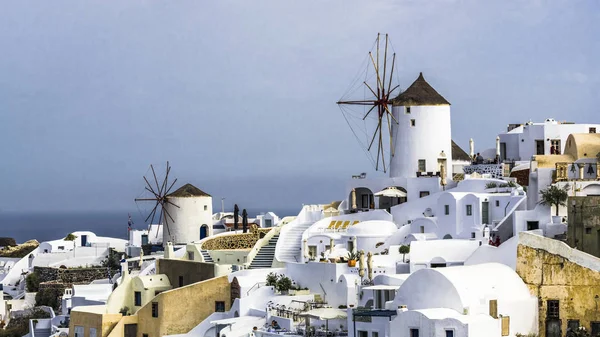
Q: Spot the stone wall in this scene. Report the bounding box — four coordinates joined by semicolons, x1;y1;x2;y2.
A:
510;168;530;186
516;236;600;337
35;266;110;284
201;228;271;250
567;196;600;258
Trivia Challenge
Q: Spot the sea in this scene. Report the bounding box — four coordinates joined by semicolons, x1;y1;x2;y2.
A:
0;208;300;244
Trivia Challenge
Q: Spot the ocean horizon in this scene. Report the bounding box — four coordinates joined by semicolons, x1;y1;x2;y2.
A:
0;208;301;244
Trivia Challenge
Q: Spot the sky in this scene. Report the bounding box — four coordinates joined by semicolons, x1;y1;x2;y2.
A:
0;0;599;212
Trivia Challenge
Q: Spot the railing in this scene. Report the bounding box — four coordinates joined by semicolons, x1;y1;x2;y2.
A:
247;281;267;296
245;225;284;268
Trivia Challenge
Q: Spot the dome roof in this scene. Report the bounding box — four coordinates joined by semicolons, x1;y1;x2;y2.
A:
391;72;450;106
167;183;211;198
345;220;397;237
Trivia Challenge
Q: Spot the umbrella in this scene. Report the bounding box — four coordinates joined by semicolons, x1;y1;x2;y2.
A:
233;204;239;231
469;138;474;159
351;189;357;210
330;238;334;253
303;239;309;259
374;187;407;198
352;236;357;254
440;163;447;189
367;252;373;281
303;308;347;334
358;250;365;278
242;209;248;233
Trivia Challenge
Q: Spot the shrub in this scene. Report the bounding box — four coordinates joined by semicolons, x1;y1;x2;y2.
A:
64;233;77;241
26;272;40;292
539;184;570;216
399;245;410;262
266;272;278;287
485;182;497;189
35;288;63;311
275;274;293;293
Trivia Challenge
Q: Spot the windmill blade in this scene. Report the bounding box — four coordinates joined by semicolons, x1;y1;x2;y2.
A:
143;176;157;196
387;53;396;98
162;205;174;236
386;112;395;157
368;119;382;151
144;186;160;198
159;164;171;196
164;178;178;196
362;105;377;121
337;100;377;105
384;105;399;125
363;81;377;98
165;199;181;209
146;202;159;224
155;207;164;238
382;34;388;98
150;164;162;195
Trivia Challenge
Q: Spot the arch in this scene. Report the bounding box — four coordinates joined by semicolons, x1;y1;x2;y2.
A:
230;277;241;304
582;183;600;196
443;234;453;239
200;225;209;240
350;187;374;210
234;311;239;317
365;299;374;308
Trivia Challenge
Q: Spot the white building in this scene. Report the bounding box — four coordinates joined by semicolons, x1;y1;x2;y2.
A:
164;183;213;245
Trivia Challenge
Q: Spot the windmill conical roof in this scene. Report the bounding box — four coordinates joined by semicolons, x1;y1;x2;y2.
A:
167;183;211;198
391;72;450;106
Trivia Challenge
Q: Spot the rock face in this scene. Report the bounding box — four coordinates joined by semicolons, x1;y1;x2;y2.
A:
34;266;110;284
0;239;39;258
0;237;17;247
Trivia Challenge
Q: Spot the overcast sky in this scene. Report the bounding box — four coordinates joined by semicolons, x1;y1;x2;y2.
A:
0;0;598;212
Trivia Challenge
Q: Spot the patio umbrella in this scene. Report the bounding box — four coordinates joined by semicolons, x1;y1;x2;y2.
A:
351;189;357;210
233;204;239;231
469;138;474;159
352;236;357;254
303;308;347;334
358;250;365;278
330;238;334;253
367;252;373;281
374;187;406;198
303;240;309;259
440;163;447;190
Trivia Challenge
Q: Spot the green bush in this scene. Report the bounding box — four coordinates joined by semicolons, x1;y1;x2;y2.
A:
485;182;498;189
64;233;77;241
266;272;278;287
26;272;40;292
35;288;63;311
276;275;293;293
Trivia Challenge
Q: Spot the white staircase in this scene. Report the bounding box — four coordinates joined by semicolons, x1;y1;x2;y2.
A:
200;250;214;263
249;235;279;269
275;222;314;263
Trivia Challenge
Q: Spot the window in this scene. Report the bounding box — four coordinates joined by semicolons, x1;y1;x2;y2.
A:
406;106;411;114
590;127;597;133
410;119;416;127
568;320;580;331
154;291;163;296
347;241;354;254
143;334;149;337
466;205;472;216
74;326;84;337
134;291;142;306
358;331;368;337
215;301;226;312
409;328;419;337
495;200;500;207
444;205;449;215
586;228;592;234
418;159;426;172
372;332;379;337
204;205;208;211
151;302;159;317
420;226;425;234
471;232;476;239
419;191;430;198
187;251;194;260
547;300;559;318
90;328;97;337
592;322;600;337
58;246;64;250
445;330;454;337
178;276;184;287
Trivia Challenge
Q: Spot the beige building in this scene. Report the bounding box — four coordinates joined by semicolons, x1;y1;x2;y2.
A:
516;232;600;337
567;196;600;258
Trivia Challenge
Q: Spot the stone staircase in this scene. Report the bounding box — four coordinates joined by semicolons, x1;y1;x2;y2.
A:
249;235;279;269
275;222;314;263
200;250;214;263
33;328;52;337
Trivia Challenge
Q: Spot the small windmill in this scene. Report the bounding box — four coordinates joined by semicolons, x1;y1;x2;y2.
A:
135;161;180;238
337;33;401;173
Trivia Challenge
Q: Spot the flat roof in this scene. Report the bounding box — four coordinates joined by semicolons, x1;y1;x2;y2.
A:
352;309;397;318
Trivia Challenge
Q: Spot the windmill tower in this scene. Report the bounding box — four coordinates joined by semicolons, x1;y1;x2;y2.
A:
164;184;213;244
389;73;452;179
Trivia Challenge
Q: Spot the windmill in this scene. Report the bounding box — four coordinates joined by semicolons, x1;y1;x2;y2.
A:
134;161;180;239
337;33;401;173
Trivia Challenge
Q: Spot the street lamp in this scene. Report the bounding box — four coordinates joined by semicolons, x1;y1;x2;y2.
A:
221;197;226;214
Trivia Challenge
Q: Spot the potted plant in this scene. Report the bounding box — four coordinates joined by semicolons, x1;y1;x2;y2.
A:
319;252;326;262
539;184;569;221
347;252;358;267
399;245;410;262
276;274;293;295
32;319;38;328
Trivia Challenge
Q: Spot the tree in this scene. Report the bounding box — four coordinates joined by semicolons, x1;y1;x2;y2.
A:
399;245;410;262
64;233;77;241
26;272;40;292
539;184;569;216
265;272;278;287
233;204;240;231
242;209;248;234
275;275;293;293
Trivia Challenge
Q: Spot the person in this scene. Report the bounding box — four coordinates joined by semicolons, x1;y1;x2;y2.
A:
494;236;501;247
272;320;281;330
550;145;555;155
476;153;484;164
250;327;258;337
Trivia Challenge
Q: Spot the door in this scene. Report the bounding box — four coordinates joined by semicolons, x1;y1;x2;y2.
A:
536;140;544;155
141;234;148;246
124;324;137;337
500;143;506;161
527;221;539;230
545;320;561;337
81;235;88;247
482;202;489;225
200;225;208;240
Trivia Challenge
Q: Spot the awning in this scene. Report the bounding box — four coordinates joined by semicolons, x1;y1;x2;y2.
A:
374;187;407;198
362;285;400;290
302;308;347;320
210;316;264;325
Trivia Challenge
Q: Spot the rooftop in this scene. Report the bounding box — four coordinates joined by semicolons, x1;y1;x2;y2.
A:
391;73;450;106
167;183;211;198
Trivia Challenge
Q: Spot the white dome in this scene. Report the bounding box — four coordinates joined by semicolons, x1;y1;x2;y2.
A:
344;220;397;237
